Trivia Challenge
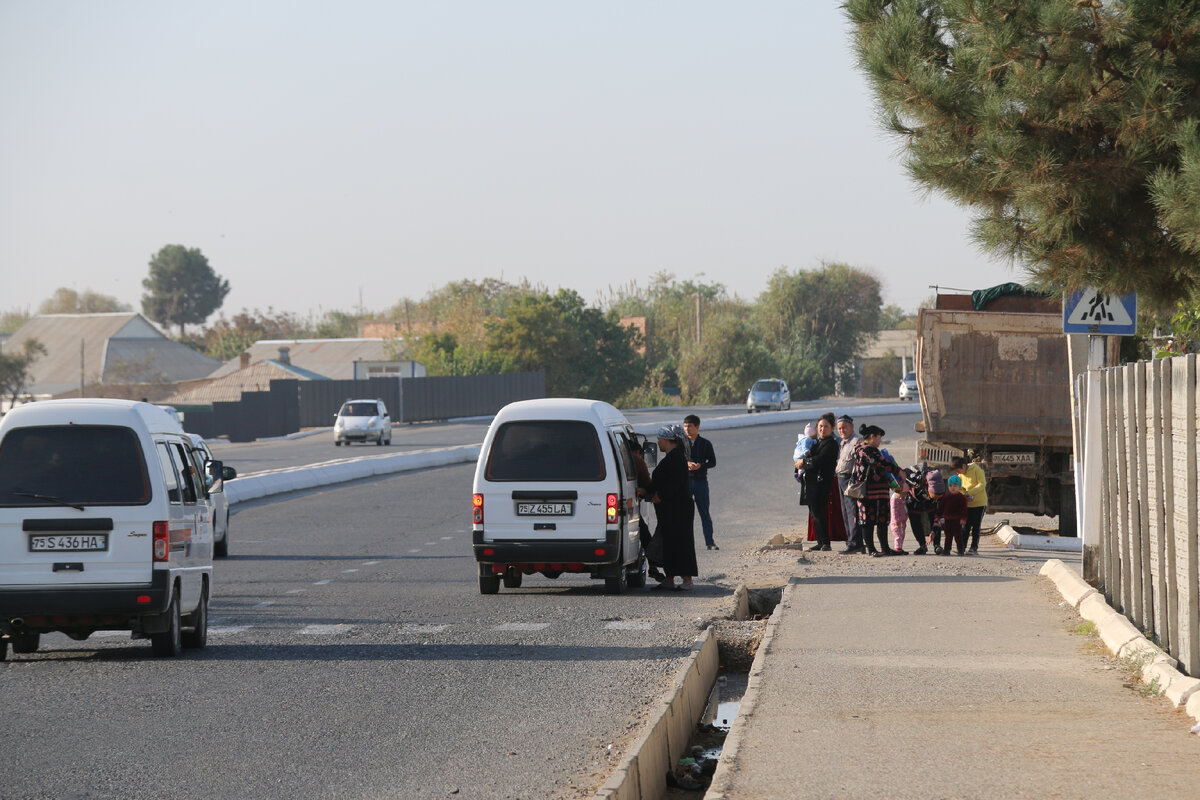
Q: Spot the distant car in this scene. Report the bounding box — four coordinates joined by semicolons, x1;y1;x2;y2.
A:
899;371;918;401
334;399;392;446
746;379;791;413
188;434;237;558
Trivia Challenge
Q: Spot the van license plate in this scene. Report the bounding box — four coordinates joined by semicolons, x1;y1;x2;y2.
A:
29;534;109;552
516;503;573;516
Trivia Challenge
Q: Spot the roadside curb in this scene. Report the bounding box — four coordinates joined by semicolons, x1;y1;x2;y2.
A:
703;579;797;800
1040;559;1200;721
997;523;1082;552
595;628;720;800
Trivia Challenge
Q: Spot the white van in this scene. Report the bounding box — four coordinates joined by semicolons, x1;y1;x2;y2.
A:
471;398;647;594
0;399;218;659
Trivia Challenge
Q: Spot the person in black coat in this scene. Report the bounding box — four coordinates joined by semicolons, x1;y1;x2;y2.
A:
648;423;698;591
798;412;839;551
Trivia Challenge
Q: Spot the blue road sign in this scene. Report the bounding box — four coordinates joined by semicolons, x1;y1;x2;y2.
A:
1063;289;1137;335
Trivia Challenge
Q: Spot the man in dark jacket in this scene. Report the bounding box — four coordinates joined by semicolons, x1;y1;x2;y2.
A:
683;414;718;550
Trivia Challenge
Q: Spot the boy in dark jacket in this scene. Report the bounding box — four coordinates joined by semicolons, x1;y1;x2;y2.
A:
937;474;969;555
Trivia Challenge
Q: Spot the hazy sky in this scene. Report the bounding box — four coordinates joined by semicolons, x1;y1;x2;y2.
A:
1;1;1028;323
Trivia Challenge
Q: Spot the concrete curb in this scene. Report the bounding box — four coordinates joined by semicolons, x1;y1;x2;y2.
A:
704;579;798;800
997;523;1082;552
595;627;720;800
1040;559;1200;721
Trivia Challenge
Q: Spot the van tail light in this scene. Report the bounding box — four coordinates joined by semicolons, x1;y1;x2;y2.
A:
152;521;169;562
606;494;618;524
473;494;484;525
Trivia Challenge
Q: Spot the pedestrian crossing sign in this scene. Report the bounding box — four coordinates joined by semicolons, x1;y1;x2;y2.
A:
1062;288;1137;335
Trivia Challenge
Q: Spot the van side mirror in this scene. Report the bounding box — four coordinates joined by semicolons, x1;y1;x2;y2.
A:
222;465;238;481
642;439;659;469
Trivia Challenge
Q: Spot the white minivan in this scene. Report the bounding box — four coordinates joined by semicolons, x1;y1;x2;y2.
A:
0;399;218;659
471;399;646;594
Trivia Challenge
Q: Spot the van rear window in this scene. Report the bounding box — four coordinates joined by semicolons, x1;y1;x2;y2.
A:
485;421;606;482
0;425;152;507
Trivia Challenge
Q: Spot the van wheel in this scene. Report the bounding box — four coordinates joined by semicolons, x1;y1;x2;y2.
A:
11;632;40;654
479;574;501;595
182;587;208;650
604;563;628;595
151;593;183;657
502;569;523;589
626;556;647;589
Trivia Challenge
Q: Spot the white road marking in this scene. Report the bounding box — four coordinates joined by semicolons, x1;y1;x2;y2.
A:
604;621;655;631
208;625;251;635
494;622;551;632
255;601;276;607
398;624;448;634
314;579;332;585
408;548;422;553
342;569;359;573
440;536;454;541
363;560;380;565
424;541;437;545
286;589;306;594
299;623;354;635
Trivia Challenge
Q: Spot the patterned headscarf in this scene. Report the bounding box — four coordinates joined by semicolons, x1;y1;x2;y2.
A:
656;423;684;441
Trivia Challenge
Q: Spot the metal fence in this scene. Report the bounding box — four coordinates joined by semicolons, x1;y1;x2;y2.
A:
1080;354;1200;675
182;372;545;442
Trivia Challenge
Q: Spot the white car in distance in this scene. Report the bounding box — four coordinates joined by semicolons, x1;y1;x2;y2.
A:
334;399;392;446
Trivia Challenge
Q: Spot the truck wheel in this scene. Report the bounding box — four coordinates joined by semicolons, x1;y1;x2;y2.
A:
150;593;183;657
479;574;501;595
502;568;523;589
11;632;40;654
182;587;208;650
1058;483;1078;538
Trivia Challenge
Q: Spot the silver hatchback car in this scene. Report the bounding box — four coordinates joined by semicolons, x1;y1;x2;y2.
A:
746;379;791;413
334;399;392;446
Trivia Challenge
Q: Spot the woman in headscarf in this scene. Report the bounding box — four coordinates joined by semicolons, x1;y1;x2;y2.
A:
796;412;840;551
847;423;903;556
648;423;698;590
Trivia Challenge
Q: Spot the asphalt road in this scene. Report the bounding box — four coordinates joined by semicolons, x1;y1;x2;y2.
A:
8;411;904;800
10;408;1062;799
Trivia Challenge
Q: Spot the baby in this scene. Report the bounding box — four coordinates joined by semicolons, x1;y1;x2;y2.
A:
792;423;818;481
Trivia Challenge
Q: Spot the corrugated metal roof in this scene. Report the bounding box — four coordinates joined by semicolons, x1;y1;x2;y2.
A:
207;338;401;380
1;313;218;396
103;339;221;384
162;359;327;406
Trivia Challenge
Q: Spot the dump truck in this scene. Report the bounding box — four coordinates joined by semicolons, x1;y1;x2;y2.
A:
915;287;1085;535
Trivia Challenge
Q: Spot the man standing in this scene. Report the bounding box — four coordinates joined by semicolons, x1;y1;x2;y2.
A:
834;414;863;553
682;414;718;550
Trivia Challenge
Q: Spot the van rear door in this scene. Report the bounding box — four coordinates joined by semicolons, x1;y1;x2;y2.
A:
478;420;612;542
0;425;154;586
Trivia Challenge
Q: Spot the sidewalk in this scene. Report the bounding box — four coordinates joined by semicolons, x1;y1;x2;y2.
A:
707;542;1200;799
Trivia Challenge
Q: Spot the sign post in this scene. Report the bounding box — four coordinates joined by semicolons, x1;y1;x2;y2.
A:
1064;289;1137;584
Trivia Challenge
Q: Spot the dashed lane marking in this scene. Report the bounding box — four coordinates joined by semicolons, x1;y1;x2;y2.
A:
255;601;276;607
363;561;380;565
494;622;551;632
286;589;306;594
604;621;655;630
342;569;359;573
299;623;354;635
314;579;332;585
408;548;421;553
208;625;252;635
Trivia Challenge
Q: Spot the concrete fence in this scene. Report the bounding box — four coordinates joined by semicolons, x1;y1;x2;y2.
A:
1080;353;1200;676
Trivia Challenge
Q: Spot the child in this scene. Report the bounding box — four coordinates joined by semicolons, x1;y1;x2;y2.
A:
925;468;947;553
889;479;909;554
792;423;818;503
937;474;969;555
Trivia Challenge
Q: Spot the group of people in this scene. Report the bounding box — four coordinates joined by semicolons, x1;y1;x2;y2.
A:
633;415;717;591
793;412;988;556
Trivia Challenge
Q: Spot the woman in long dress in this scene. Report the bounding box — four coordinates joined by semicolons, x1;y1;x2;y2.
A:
797;412;841;550
648;423;698;591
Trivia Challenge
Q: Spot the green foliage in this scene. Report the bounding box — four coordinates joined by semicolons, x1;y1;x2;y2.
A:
844;0;1200;310
755;262;883;394
313;310;359;339
677;312;778;404
0;338;47;410
485;289;644;401
197;308;310;361
613;368;680;409
38;288;130;315
0;309;31;334
141;245;230;335
409;333;514;376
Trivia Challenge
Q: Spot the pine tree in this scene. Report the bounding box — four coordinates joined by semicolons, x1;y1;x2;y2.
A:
844;0;1200;309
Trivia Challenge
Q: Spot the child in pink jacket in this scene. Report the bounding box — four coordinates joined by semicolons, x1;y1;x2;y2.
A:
889;479;909;554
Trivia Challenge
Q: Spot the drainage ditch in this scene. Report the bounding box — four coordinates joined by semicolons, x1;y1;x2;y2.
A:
664;586;784;796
